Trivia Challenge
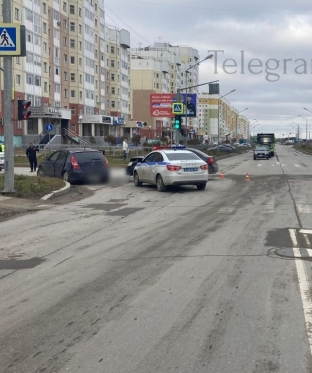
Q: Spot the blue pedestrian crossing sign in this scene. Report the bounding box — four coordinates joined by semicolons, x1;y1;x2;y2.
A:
172;102;184;115
0;23;21;55
46;123;53;132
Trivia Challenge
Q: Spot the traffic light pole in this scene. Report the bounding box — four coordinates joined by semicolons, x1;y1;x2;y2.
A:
3;0;15;192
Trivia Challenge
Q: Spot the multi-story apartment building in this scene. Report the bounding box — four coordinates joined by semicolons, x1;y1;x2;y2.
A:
198;92;249;142
130;42;199;140
0;0;130;146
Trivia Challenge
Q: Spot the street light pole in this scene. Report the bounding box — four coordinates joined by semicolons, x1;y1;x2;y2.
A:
217;89;236;150
303;108;312;147
298;114;308;149
236;108;248;141
183;54;213;147
291;122;301;142
247;119;257;138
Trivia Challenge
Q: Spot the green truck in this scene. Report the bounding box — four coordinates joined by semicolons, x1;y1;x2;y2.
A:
256;133;275;156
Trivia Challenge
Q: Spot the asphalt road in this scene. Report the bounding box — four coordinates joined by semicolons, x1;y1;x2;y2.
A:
1;144;312;373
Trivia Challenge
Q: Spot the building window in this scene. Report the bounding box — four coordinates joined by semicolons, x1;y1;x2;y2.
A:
70;56;75;64
79;24;82;33
71;107;76;115
63;37;67;46
78;7;82;17
111;101;115;108
70;5;75;14
14;8;20;20
43;42;47;52
111;60;115;67
70;73;75;82
43;62;47;72
111;74;115;81
111;87;115;94
71;90;75;98
64;89;68;98
43;2;47;13
44;82;48;92
43;23;47;33
64;54;67;62
70;22;75;31
63;1;67;11
16;74;21;85
70;39;75;48
64;71;68;80
63;19;67;28
111;46;114;54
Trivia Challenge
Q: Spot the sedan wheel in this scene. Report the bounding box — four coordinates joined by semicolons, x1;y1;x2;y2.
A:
134;172;142;187
62;171;70;183
197;183;206;190
156;175;166;192
37;167;45;177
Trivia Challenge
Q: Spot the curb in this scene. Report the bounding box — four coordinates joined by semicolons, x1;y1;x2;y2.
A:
41;181;71;201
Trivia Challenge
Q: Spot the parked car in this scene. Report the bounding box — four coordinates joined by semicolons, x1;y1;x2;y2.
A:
133;149;209;192
210;145;232;153
125;155;144;176
0;151;4;171
253;146;270;160
185;148;219;174
37;148;110;184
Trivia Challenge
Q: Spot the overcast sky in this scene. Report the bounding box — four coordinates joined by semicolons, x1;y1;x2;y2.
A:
105;0;312;137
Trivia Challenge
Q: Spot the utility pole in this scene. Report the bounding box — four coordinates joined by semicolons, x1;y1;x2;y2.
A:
3;0;14;192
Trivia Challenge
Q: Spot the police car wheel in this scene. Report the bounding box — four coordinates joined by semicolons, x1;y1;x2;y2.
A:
197;183;206;190
134;172;142;187
156;175;166;192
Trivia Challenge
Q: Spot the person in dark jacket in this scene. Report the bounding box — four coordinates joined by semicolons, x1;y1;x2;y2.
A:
26;143;39;172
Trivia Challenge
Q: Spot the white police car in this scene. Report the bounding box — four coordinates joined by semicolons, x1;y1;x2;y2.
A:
133;149;209;192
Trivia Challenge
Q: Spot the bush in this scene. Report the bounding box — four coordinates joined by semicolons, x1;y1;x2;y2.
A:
104;135;116;146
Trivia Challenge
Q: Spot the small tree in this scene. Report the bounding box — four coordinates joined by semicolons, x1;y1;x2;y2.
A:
104;135;116;145
132;134;141;146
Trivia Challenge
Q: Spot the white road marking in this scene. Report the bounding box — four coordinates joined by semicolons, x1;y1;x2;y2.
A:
295;164;300;167
276;162;280;164
300;229;312;235
218;207;235;213
289;228;312;357
303;234;311;247
297;205;312;214
257;164;262;167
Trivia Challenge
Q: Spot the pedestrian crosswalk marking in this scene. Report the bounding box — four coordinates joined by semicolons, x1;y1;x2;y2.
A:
0;28;15;47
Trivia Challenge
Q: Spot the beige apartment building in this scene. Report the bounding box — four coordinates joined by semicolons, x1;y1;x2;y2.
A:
130;42;199;141
198;93;249;142
0;0;130;146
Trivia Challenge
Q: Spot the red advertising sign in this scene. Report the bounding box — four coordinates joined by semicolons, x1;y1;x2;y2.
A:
150;93;175;118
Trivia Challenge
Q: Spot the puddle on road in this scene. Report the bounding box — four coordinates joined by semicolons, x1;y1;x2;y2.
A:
106;207;144;217
0;257;44;270
84;203;127;211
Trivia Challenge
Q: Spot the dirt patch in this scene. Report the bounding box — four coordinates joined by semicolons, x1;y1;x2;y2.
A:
0;185;94;223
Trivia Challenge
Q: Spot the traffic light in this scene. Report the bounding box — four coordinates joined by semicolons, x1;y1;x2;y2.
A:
17;100;31;120
174;116;181;130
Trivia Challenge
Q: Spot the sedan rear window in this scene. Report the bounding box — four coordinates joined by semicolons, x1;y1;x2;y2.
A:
73;151;105;162
166;152;200;161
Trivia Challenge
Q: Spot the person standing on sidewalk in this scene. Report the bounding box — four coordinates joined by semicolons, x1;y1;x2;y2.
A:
122;139;129;159
26;143;39;172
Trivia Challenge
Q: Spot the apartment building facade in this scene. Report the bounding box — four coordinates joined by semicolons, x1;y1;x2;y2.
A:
130;42;199;140
198;93;249;142
0;0;130;146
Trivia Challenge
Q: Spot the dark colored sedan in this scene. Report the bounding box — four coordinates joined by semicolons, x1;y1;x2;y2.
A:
125;156;144;176
37;148;110;184
185;148;219;174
